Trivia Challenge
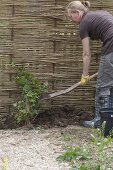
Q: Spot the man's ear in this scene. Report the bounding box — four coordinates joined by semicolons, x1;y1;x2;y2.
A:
76;10;80;15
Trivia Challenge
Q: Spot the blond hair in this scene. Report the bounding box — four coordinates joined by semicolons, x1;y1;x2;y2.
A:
66;1;90;13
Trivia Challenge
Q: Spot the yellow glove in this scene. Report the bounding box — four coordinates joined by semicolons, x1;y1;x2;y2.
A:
80;75;90;85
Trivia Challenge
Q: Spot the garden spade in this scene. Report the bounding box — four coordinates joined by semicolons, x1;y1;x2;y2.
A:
41;72;98;100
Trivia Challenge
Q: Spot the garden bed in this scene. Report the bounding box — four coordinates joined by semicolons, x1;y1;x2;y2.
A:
33;105;94;128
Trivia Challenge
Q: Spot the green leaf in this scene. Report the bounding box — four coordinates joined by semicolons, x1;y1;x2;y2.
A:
13;65;47;125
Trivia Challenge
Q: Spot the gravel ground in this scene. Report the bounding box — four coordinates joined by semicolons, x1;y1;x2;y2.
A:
0;127;70;170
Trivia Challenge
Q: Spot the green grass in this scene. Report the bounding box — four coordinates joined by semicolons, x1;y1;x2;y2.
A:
57;127;113;170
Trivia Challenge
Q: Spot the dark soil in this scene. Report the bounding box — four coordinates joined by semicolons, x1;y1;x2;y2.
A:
33;105;94;128
3;105;94;130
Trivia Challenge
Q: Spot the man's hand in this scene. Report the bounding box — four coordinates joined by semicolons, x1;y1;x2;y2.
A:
80;75;90;85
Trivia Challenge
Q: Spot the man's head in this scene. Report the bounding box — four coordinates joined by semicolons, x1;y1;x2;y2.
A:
66;1;90;24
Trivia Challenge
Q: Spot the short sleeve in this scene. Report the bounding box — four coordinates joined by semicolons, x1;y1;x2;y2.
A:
79;20;89;40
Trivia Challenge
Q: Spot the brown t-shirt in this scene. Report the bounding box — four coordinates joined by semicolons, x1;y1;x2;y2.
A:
80;11;113;56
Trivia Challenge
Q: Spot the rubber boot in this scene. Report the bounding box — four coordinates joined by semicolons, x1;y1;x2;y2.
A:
83;117;101;128
83;95;101;128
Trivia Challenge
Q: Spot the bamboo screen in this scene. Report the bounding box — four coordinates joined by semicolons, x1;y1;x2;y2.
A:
0;0;113;123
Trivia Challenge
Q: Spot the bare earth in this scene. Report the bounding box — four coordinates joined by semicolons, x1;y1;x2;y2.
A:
0;125;91;170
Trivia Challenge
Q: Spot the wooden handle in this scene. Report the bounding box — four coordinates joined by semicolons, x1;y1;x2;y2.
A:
49;72;98;98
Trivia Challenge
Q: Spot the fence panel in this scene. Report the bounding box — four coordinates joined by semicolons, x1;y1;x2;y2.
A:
0;0;113;127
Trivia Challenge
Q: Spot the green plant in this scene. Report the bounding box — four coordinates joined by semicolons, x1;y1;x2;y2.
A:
2;155;9;170
90;127;113;170
57;147;91;162
57;147;92;169
13;66;47;125
57;126;113;170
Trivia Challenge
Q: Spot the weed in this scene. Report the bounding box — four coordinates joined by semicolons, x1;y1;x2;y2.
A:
57;126;113;170
2;155;9;170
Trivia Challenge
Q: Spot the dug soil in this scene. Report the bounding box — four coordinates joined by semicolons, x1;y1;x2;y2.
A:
33;105;94;128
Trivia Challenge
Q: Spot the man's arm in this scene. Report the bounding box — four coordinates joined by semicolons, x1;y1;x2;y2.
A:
82;37;91;76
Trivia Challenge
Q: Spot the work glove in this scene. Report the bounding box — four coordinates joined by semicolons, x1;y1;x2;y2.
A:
80;75;90;85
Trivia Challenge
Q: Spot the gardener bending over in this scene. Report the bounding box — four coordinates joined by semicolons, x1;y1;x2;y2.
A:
66;1;113;128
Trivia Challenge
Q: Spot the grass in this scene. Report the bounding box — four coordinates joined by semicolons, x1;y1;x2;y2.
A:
57;126;113;170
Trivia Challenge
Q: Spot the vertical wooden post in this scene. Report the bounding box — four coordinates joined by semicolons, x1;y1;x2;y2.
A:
51;0;57;105
8;1;15;114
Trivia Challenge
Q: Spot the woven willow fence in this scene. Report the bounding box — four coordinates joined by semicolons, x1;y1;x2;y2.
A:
0;0;113;126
